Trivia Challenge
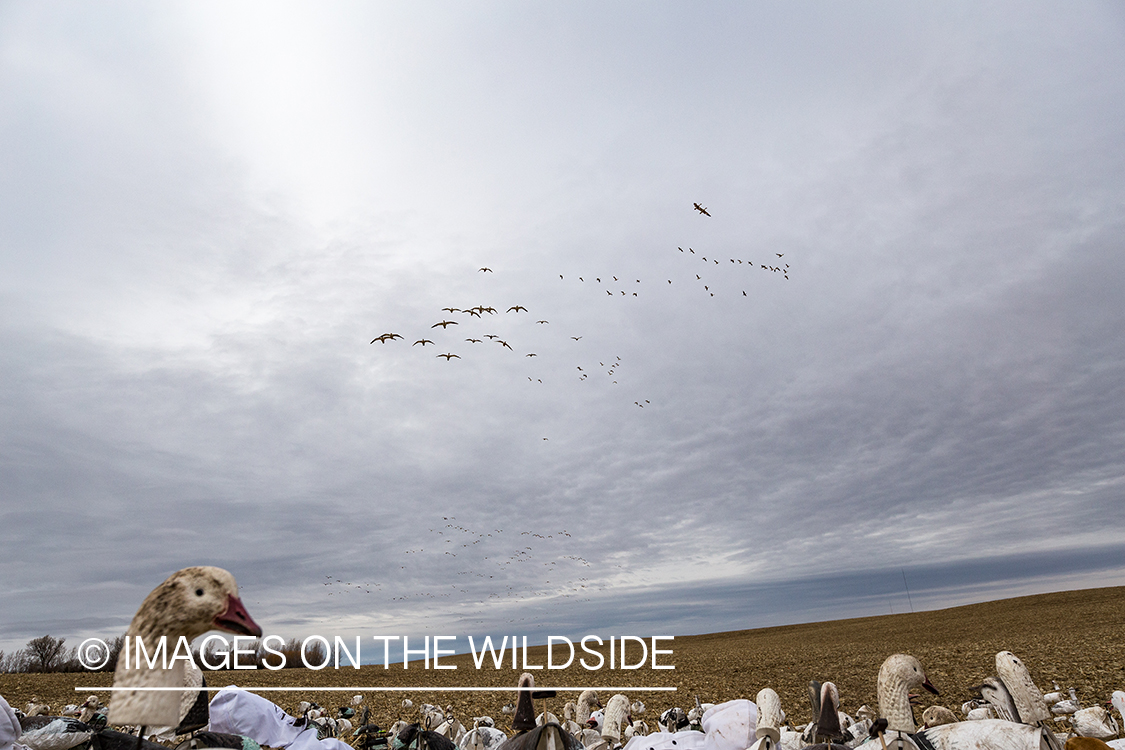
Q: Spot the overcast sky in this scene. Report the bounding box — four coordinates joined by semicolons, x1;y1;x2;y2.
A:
2;2;1124;660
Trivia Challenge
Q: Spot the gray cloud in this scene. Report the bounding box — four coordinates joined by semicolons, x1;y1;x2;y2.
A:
2;2;1123;657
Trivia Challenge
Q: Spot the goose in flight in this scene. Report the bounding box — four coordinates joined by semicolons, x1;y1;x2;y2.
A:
441;307;460;313
498;340;513;350
525;353;537;357
693;202;711;216
536;320;549;324
479;267;493;272
432;320;458;329
507;305;528;313
571;336;582;341
413;339;434;346
370;333;402;344
466;338;482;343
484;334;499;340
437;353;461;360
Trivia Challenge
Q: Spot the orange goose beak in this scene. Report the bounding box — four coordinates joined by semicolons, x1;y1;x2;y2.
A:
213;594;262;637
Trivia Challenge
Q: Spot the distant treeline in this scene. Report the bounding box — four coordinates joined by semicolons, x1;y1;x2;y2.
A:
0;636;325;673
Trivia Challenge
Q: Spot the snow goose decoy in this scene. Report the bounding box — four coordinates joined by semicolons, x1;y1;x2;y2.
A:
871;653;1060;750
754;689;783;745
495;674;581;750
1071;708;1117;741
107;566;262;729
995;652;1053;726
601;695;631;746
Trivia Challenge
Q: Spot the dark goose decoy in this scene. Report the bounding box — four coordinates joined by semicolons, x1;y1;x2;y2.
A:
496;674;582;750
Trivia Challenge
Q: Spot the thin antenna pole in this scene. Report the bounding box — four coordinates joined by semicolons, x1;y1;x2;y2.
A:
902;569;914;613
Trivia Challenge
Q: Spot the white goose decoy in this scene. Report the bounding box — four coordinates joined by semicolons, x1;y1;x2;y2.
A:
459;725;508;750
14;717;96;750
1071;707;1117;740
860;654;1047;750
921;708;958;729
977;677;1022;723
107;566;262;728
874;654;939;734
754;689;783;745
602;696;632;745
995;652;1052;726
700;699;758;750
1051;690;1081;717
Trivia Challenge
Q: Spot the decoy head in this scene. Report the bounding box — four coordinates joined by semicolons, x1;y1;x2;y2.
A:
126;566;262;642
511;673;537;732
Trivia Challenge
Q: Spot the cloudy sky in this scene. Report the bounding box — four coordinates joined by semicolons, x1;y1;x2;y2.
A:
2;2;1124;661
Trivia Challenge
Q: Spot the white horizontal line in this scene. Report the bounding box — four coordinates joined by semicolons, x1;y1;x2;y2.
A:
76;686;676;692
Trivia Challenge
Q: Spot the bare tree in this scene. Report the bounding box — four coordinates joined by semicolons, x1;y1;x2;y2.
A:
26;635;68;673
104;634;125;672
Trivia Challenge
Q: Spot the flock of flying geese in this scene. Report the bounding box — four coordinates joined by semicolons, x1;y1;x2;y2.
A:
367;202;791;422
321;517;602;621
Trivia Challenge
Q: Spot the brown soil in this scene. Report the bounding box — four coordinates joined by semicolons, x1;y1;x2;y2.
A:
4;586;1123;732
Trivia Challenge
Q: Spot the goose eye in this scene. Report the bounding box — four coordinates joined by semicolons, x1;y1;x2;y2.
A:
195;588;204;596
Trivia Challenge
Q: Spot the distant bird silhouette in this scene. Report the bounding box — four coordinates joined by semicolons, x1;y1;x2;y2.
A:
679;247;684;252
466;338;482;343
441;307;460;313
413;339;434;346
484;334;499;340
498;340;513;350
507;305;528;313
525;353;537;357
479;267;493;272
370;333;402;344
693;202;711;216
536;320;549;324
607;290;612;295
571;336;582;341
432;320;458;329
437;353;460;360
777;253;784;258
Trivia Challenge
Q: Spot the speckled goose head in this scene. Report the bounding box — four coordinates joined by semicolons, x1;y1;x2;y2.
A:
126;566;262;642
877;654;939;733
108;567;261;727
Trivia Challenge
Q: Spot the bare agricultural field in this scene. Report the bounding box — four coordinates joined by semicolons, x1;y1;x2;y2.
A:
3;586;1123;732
